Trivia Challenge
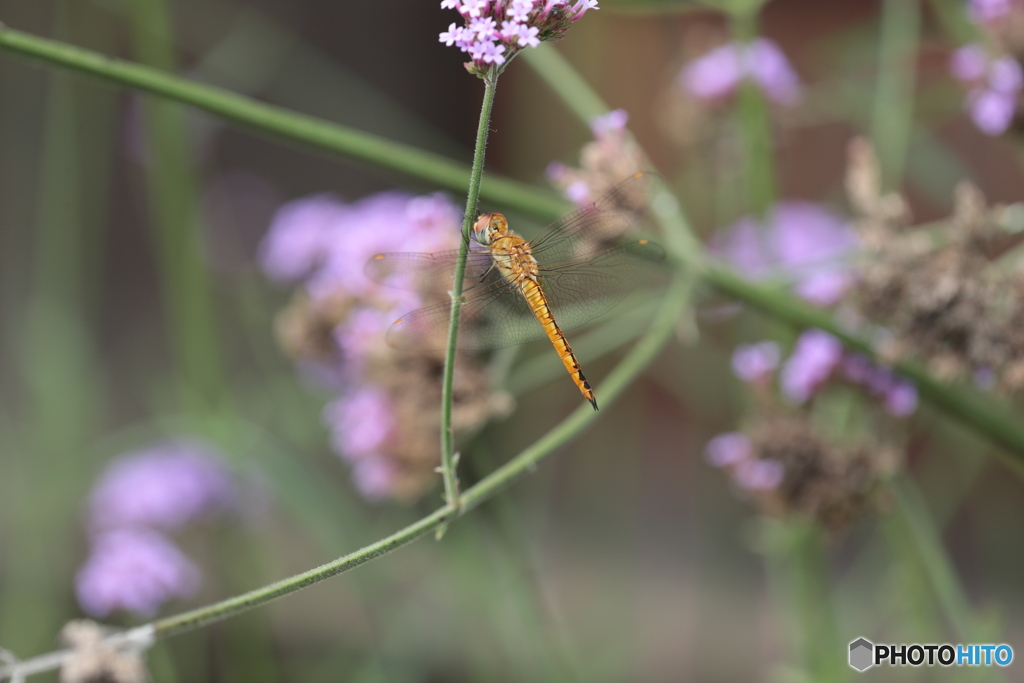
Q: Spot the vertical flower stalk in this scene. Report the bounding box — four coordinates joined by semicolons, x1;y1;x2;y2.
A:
439;72;499;514
436;1;598;515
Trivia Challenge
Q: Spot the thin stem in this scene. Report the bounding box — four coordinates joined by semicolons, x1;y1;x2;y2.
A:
524;34;1024;467
439;72;500;513
0;25;566;222
704;266;1024;469
733;12;776;219
870;0;920;190
763;521;844;683
0;276;690;680
887;476;978;643
127;0;224;412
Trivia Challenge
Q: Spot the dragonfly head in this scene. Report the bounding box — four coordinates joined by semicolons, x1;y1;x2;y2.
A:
472;213;508;246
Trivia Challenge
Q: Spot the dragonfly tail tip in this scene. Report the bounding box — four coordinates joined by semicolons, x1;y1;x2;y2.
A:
589;397;599;411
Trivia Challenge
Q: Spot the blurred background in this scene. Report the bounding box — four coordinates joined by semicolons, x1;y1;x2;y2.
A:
1;0;1023;680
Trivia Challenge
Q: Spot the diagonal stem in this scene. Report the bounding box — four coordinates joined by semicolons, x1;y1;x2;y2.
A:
0;25;566;222
0;270;691;682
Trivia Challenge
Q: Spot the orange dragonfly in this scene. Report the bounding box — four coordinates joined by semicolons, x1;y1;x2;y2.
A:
365;172;666;410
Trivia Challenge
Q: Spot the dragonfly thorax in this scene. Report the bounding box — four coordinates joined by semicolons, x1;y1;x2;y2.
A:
472;212;509;246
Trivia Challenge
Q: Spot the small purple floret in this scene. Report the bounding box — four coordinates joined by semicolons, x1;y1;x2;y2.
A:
88;440;235;532
780;329;843;404
705;432;753;467
680;38;802;105
732;341;781;382
950;45;1023;135
733;458;785;491
76;529;201;618
712;201;857;306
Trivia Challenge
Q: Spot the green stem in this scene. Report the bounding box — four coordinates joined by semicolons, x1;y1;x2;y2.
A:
888;476;978;643
785;523;843;683
0;282;691;676
733;12;776;219
520;45;607;123
127;0;224;411
870;0;920;190
0;25;566;222
439;72;500;514
704;266;1024;469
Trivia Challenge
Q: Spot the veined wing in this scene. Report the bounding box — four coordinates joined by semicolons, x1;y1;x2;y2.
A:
385;239;666;351
538;239;667;331
527;172;660;264
364;247;494;293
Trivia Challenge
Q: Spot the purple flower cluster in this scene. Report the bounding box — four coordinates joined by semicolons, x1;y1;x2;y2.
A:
261;189;462;499
731;341;781;382
949;44;1022;136
439;0;598;74
546;109;629;204
968;0;1016;22
680;38;802;106
779;330;845;404
704;432;785;492
774;330;917;416
76;440;235;618
712;201;858;306
545;108;647;207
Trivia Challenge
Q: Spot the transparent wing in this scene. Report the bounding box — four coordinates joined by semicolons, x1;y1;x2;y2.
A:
385;239;666;351
539;239;667;330
364;247;494;293
527;172;660;264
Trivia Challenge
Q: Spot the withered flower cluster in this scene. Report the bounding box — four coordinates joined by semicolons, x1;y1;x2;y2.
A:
846;137;1024;391
744;417;898;532
278;286;503;501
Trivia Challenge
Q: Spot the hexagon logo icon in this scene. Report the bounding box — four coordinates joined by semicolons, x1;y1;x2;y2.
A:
849;637;874;671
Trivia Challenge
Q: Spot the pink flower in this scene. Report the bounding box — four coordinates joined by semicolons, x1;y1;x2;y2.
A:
968;0;1013;22
88;440;235;532
882;380;918;417
705;432;753;467
76;529;201;618
351;458;401;501
950;45;1022;135
780;330;843;404
258;195;341;282
712;201;857;306
590;108;629;136
733;458;785;491
680;38;802;106
439;0;598;75
732;341;781;382
262;188;462;501
324;386;396;462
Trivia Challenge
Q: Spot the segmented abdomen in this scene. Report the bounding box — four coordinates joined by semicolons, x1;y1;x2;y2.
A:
520;278;598;410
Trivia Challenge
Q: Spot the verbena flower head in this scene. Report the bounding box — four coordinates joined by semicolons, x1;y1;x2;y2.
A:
704;432;753;467
262;189;504;501
712;201;858;306
968;0;1014;23
780;329;844;404
732;341;781;382
76;529;201;618
440;0;599;77
680;38;802;106
733;458;785;492
729;417;896;530
88;440;235;532
705;431;784;494
547;109;648;207
950;44;1022;135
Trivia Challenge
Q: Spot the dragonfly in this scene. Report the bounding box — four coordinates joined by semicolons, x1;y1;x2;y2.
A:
365;172;666;411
